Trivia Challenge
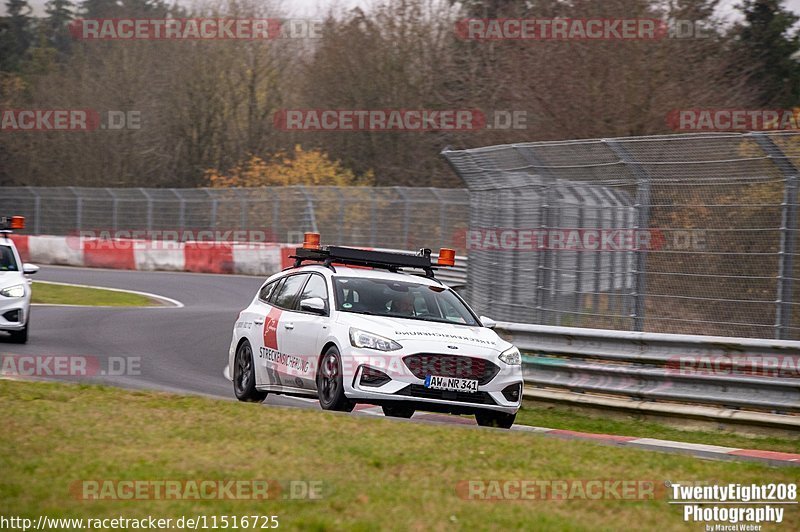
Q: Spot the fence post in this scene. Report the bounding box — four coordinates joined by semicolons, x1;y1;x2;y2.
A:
68;186;82;234
537;182;554;324
172;189;186;233
139;188;154;231
297;186;318;234
106;188;118;231
370;196;376;247
394;186;409;249
753;133;799;340
240;197;248;231
26;186;41;234
605;139;651;332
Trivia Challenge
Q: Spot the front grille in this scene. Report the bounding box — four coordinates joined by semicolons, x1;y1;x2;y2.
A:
403;354;500;385
397;384;497;405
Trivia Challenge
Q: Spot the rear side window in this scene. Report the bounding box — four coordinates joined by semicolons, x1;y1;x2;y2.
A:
272;274;309;310
258;280;280;302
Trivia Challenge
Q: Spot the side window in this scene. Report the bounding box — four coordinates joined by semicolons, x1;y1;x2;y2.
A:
0;246;18;271
258;280;280;303
299;274;329;304
272;274;309;310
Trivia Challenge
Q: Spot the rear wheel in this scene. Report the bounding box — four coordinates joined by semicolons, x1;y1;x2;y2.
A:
8;321;28;344
475;410;516;429
316;346;354;412
381;404;415;418
233;340;267;402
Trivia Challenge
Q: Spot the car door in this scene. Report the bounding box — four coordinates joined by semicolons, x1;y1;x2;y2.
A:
246;276;284;388
259;273;310;387
281;272;331;391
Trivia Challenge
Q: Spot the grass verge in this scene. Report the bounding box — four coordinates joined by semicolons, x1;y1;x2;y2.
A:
0;380;797;531
515;401;800;454
31;281;158;307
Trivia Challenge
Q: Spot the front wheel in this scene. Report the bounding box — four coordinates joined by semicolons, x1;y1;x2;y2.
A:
8;321;28;344
316;346;354;412
233;340;267;402
475;410;516;429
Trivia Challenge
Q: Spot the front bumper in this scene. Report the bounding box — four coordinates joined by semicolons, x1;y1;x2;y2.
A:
341;348;523;415
0;293;29;332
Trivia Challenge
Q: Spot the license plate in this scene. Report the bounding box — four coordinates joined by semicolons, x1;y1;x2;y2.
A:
424;375;478;393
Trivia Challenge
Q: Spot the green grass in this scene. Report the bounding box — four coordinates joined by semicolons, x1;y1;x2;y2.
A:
515;401;800;454
31;281;157;307
0;380;797;531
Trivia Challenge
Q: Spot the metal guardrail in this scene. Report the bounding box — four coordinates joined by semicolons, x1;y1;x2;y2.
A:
496;322;800;414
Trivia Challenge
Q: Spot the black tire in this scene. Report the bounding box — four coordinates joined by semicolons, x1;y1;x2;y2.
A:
8;321;28;344
316;346;355;412
475;410;516;429
381;404;415;418
233;340;267;402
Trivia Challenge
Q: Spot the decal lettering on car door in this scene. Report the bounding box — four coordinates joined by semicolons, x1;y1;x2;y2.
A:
263;307;282;350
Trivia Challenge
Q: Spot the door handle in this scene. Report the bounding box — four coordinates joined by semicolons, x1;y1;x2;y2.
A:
284;323;295;330
253;318;264;325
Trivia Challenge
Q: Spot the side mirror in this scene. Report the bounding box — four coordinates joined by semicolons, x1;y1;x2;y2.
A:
300;297;326;315
22;263;39;275
480;316;496;329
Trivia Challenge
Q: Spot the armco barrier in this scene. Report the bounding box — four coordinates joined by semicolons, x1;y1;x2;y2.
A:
7;235;468;284
496;321;800;416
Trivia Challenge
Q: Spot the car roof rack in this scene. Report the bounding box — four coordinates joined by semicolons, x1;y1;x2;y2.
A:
290;246;438;278
287;232;457;282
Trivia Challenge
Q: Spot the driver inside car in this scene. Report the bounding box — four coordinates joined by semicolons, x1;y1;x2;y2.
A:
390;292;416;317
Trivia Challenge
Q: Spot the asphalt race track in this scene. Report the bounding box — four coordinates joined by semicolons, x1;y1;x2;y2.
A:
0;265;313;409
0;266;477;418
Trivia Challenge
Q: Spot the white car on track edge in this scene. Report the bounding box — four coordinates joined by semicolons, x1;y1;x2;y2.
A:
228;234;523;428
0;216;39;344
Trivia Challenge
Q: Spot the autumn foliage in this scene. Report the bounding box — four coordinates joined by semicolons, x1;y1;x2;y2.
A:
205;146;374;188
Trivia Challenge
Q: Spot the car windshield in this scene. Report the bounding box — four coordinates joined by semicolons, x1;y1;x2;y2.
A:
333;277;479;326
0;245;18;271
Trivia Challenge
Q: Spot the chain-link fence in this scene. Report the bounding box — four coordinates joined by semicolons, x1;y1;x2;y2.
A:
0;186;470;254
443;131;800;340
5;131;800;340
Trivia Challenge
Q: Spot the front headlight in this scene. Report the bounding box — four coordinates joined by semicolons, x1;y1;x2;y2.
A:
0;284;24;298
349;328;402;351
499;346;521;365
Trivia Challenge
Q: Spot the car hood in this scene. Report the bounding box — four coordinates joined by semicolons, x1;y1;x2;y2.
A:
336;312;505;351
